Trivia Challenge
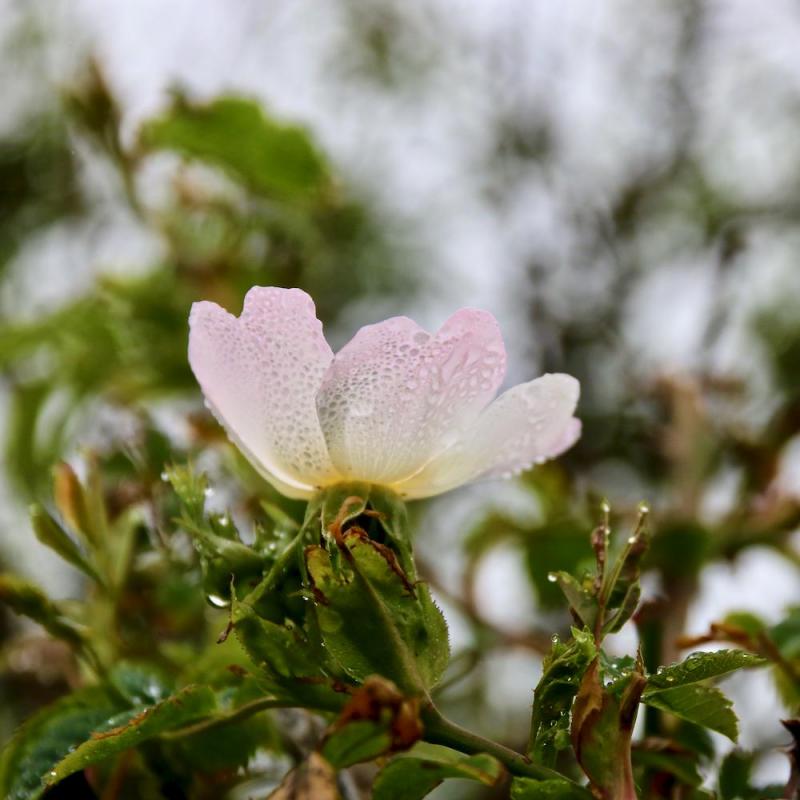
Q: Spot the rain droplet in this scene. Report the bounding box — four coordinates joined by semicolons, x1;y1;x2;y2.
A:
551;634;560;645
627;536;637;544
207;594;230;608
547;572;558;583
160;470;169;482
204;487;215;498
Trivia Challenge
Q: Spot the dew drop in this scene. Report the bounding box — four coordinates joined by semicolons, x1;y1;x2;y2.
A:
160;470;169;482
207;594;230;608
547;572;558;583
627;536;637;544
551;634;560;645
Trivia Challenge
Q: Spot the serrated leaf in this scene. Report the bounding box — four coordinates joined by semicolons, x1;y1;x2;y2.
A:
0;688;118;800
641;684;738;740
645;649;765;692
511;777;590;799
306;529;449;694
30;504;104;585
528;627;596;765
44;685;217;788
373;743;503;800
140;96;328;198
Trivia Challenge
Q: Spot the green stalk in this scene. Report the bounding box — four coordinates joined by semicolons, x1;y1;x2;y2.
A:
422;706;592;795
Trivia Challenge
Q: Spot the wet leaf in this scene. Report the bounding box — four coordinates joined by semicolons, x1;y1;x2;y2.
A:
306;528;449;694
0;688;118;800
528;627;596;765
641;684;738;740
645;650;765;692
44;685;217;789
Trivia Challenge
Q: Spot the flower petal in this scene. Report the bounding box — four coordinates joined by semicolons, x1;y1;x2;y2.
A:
188;286;339;498
316;309;507;484
395;373;580;499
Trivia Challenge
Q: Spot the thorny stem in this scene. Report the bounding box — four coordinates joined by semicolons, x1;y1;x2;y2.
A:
422;706;592;794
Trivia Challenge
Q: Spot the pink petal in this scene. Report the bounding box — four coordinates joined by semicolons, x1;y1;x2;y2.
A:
315;309;507;484
188;287;339;498
395;373;580;499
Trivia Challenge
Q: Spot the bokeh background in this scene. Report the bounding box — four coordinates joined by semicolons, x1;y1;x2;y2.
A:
2;0;800;793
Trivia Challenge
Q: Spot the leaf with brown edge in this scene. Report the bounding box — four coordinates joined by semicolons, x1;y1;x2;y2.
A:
320;676;423;769
571;654;646;800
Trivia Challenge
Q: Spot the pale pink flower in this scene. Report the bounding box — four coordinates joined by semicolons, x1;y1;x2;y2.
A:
188;287;580;500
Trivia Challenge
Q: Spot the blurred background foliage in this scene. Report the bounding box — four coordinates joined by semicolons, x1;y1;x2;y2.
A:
1;0;800;796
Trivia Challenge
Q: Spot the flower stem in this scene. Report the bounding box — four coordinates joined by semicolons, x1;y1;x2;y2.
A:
421;707;591;795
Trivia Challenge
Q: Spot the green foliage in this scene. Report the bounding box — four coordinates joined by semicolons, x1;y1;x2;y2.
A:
373;743;503;800
0;687;117;800
644;650;765;691
511;777;590;799
0;573;87;650
43;684;216;788
641;684;738;740
306;521;449;694
528;627;596;765
140;95;329;199
29;504;104;586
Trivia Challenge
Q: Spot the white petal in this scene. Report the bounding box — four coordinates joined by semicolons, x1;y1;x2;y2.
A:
188;287;340;498
315;309;507;484
395;374;580;499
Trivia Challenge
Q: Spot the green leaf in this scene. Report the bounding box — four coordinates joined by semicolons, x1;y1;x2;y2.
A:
322;720;393;769
570;657;646;798
29;504;104;585
551;571;598;630
511;778;590;799
231;593;346;711
0;688;117;800
306;528;449;694
44;684;217;789
645;650;765;692
0;573;86;648
719;750;754;800
140;96;328;198
641;684;738;740
373;743;503;800
528;627;597;765
108;661;175;706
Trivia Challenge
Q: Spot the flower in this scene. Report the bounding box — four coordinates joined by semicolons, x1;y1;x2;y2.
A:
188;286;580;500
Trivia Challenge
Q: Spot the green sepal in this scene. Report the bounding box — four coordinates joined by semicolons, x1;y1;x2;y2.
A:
305;527;448;694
